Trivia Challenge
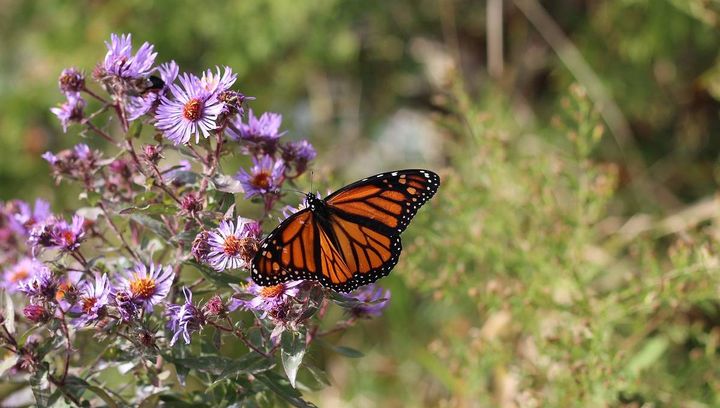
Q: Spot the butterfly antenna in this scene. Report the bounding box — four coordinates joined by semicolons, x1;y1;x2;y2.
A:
310;171;315;196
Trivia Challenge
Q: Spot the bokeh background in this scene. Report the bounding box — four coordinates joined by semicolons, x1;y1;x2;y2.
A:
3;0;720;406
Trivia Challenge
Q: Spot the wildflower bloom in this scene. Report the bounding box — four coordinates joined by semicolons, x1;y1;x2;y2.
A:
179;192;203;215
155;73;223;145
71;273;111;327
191;231;211;263
345;284;391;318
28;218;56;252
51;94;85;132
49;214;86;251
8;198;51;236
166;287;206;346
281;140;316;174
235;155;285;199
207;217;260;271
200;66;237;97
3;258;45;293
230;279;303;319
23;304;49;324
127;61;179;121
119;263;173;312
229;109;284;143
18;265;57;302
58;67;85;95
111;289;139;321
203;295;227;317
102;33;157;79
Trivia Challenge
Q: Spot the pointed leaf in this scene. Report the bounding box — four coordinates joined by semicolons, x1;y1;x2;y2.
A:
255;372;316;408
4;291;15;335
281;329;306;388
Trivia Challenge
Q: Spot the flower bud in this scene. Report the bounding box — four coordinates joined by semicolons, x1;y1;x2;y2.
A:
23;304;49;324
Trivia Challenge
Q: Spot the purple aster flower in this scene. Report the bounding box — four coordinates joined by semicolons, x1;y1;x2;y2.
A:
280;140;316;174
18;264;57;302
42;144;101;182
58;67;85;95
228;110;284;154
49;214;85;251
235;155;286;199
344;284;391;318
103;33;157;79
230;279;303;319
127;61;179;121
7;198;51;236
154;73;223;145
200;66;237;96
28;217;57;252
51;94;85;133
207;216;260;271
70;273;111;327
119;263;173;312
3;258;45;293
165;287;206;346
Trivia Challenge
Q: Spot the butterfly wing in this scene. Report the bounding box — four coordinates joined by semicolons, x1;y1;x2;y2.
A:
251;169;440;292
325;169;440;235
251;208;320;287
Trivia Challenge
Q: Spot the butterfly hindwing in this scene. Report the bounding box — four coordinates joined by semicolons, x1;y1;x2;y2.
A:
251;169;439;292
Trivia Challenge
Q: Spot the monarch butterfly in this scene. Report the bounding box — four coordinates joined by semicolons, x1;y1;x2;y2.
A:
251;169;440;293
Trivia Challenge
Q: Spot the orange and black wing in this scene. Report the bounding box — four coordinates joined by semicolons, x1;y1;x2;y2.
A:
252;169;440;292
251;208;320;287
325;169;440;234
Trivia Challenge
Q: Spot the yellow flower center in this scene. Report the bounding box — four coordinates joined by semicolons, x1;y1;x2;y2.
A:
183;98;203;121
129;275;156;299
10;268;29;283
82;297;97;313
252;172;271;189
259;285;284;298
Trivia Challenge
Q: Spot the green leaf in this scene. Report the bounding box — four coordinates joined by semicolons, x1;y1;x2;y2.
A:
120;203;178;216
255;372;317;408
79;190;102;206
4;290;15;335
30;362;50;407
184;261;239;287
212;174;244;194
0;354;18;377
281;329;307;388
130;214;172;241
85;384;119;408
317;340;364;358
626;337;669;376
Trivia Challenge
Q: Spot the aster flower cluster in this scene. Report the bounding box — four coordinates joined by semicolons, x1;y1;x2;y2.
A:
0;33;390;406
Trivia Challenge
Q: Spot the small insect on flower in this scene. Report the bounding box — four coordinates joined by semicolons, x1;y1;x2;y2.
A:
235;155;286;199
166;287;206;346
51;94;85;133
111;289;139;322
3;258;46;294
154;73;223;145
207;217;261;271
56;271;83;309
58;67;85;95
191;230;211;263
127;61;179;121
71;273;111;327
18;264;58;302
119;263;173;312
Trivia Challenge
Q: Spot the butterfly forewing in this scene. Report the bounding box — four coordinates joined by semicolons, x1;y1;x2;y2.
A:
251;169;439;292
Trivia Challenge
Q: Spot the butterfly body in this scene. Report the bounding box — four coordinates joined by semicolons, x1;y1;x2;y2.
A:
252;169;440;293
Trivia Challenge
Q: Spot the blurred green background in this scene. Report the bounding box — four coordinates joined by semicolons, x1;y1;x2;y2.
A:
4;0;720;406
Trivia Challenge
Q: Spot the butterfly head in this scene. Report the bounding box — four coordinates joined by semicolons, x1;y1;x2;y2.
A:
305;192;322;211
